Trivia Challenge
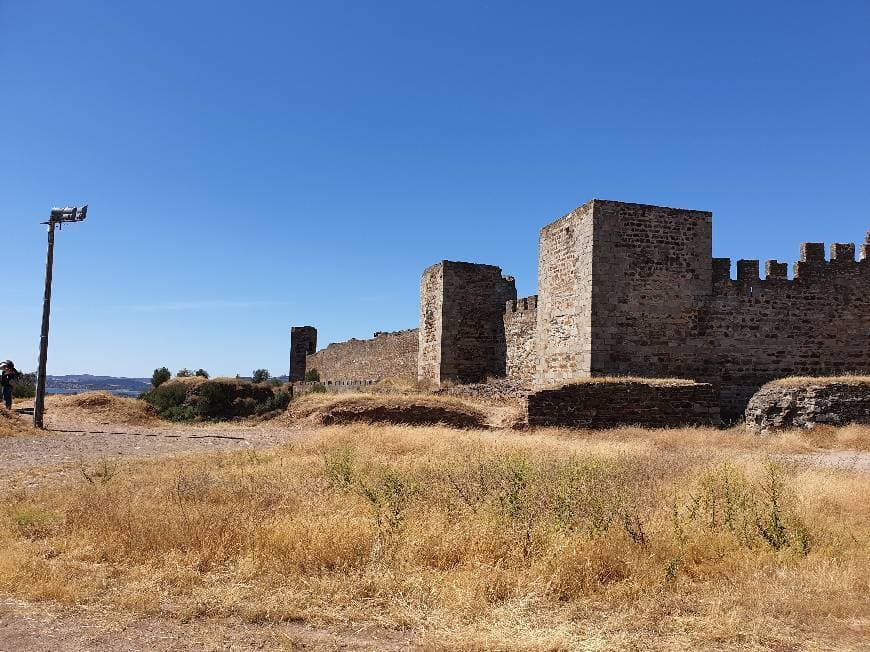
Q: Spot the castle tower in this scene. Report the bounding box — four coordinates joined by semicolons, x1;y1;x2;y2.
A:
289;326;317;381
535;200;713;386
418;261;517;385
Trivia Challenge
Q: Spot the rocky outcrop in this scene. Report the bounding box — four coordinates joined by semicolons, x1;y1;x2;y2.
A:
745;381;870;431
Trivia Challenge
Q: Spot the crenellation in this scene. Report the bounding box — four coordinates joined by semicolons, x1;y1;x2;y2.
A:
800;242;826;263
765;260;788;279
736;259;759;283
712;257;731;282
830;242;856;262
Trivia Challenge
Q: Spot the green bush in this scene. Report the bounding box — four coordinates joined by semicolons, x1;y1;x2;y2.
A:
304;368;321;382
194;369;210;378
255;390;291;415
142;378;284;421
13;372;36;399
142;382;189;418
252;369;270;383
309;383;327;394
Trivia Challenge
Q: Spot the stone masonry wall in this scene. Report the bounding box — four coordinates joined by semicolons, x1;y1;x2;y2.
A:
418;263;444;384
306;329;418;382
706;238;870;419
419;261;516;384
588;200;713;380
535;201;595;385
504;295;538;386
525;381;720;428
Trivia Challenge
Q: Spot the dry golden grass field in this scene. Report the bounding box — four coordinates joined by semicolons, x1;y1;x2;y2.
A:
0;393;868;650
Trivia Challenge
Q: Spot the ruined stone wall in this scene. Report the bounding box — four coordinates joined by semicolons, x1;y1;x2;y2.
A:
525;381;720;428
305;329;419;382
705;238;870;419
535;201;595;385
504;295;537;386
289;326;317;381
419;261;516;384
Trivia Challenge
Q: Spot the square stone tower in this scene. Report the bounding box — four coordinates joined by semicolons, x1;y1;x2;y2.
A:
535;200;713;386
418;261;517;385
289;326;317;381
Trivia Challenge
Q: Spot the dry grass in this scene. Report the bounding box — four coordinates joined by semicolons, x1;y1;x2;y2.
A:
0;409;35;438
289;392;490;427
0;423;867;649
546;376;700;390
46;391;159;426
364;376;436;395
771;375;870;387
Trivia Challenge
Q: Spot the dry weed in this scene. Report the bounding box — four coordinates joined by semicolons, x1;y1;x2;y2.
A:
0;423;867;649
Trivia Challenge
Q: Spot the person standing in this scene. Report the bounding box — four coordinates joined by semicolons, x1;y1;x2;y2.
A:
0;360;18;410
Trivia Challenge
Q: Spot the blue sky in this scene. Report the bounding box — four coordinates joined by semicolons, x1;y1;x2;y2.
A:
2;1;868;377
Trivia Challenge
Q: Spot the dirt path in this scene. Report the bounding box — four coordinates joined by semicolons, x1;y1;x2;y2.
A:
0;597;412;651
0;412;303;483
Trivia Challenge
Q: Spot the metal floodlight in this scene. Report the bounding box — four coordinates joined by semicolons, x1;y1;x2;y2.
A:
47;205;88;224
33;204;89;428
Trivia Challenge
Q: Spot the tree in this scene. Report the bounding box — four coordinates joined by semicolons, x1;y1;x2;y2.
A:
195;369;209;378
151;367;171;388
304;368;320;382
176;368;193;378
252;369;270;383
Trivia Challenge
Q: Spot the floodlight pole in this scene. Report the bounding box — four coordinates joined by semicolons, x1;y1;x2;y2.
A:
33;206;87;429
33;222;57;428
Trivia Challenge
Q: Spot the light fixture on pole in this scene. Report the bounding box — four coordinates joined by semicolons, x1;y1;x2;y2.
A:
33;205;88;429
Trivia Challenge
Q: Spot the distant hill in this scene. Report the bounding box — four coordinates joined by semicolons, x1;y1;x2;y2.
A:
46;375;151;397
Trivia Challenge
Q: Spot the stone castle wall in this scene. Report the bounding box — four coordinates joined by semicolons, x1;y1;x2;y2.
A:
504;296;538;386
293;201;869;419
535;202;595;385
305;329;418;382
586;201;713;380
706;240;870;418
418;261;516;384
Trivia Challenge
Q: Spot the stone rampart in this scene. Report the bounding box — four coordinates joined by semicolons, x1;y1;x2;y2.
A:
707;241;870;418
306;329;418;382
525;380;720;428
504;295;537;385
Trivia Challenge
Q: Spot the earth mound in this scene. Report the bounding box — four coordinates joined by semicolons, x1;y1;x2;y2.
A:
289;393;488;428
48;391;159;426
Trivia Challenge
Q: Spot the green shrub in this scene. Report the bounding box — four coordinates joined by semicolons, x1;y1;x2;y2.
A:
194;369;209;378
151;367;171;388
141;382;189;419
12;372;36;399
252;369;270;383
310;383;327;394
255;390;291;415
143;378;282;421
176;368;193;378
304;368;321;382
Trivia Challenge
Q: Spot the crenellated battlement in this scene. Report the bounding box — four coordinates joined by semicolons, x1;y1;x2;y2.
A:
505;295;538;314
712;236;870;288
